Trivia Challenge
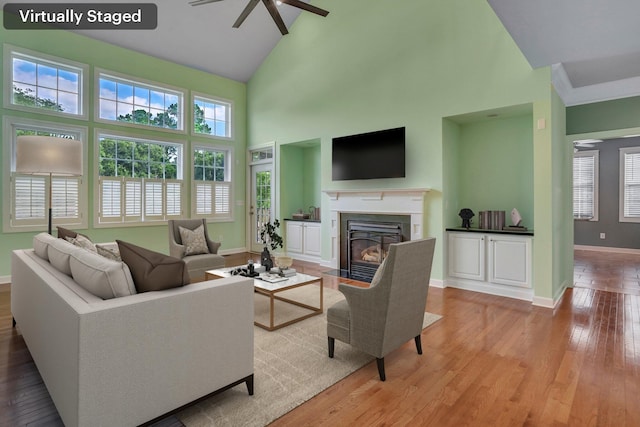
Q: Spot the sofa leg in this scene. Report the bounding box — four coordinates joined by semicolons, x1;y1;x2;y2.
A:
415;335;422;355
376;358;386;381
328;337;335;358
246;374;254;396
12;317;16;328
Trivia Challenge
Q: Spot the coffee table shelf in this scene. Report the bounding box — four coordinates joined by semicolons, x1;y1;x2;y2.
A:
205;267;323;331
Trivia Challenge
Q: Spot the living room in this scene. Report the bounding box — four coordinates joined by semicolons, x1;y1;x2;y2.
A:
2;0;640;426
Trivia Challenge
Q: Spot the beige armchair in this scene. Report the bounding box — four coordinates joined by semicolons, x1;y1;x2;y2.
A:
327;238;436;381
168;219;225;281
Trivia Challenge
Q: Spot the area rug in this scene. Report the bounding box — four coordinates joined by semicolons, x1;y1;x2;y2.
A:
176;285;442;427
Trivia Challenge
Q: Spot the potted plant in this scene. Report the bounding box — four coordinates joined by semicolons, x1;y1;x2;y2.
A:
259;219;284;270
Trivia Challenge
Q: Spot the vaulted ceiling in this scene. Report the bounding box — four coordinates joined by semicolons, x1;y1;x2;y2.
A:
21;0;640;105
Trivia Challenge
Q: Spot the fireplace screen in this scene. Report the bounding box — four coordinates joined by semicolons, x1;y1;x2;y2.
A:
348;221;402;282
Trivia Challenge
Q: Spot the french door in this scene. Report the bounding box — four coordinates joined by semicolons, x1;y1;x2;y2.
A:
250;162;274;253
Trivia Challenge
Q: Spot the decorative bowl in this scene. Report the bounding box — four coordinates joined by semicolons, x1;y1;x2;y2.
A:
275;255;293;270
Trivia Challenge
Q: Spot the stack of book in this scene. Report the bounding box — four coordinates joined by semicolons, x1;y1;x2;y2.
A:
271;267;297;277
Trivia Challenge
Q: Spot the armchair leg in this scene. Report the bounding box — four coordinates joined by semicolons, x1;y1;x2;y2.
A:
328;337;335;358
12;317;16;328
415;335;422;355
376;358;386;381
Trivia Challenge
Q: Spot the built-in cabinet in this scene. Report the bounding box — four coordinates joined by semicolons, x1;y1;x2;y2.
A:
285;220;321;261
446;230;533;301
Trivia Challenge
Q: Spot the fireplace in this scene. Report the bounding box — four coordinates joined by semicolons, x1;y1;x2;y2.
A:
340;213;410;282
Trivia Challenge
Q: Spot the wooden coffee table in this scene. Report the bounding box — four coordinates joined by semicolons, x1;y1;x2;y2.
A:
205;267;323;331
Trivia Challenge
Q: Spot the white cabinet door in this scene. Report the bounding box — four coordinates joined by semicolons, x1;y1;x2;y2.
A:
487;235;531;288
286;221;304;254
303;223;322;257
448;232;485;281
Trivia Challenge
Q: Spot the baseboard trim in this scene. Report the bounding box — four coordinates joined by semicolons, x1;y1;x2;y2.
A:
219;247;248;256
429;279;444;289
575;245;640;254
0;275;10;286
532;281;570;309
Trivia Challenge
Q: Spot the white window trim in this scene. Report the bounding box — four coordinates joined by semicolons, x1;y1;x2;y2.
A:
3;43;89;120
2;116;89;233
573;150;599;221
191;143;234;221
191;91;234;141
619;146;640;223
94;67;186;134
93;129;186;228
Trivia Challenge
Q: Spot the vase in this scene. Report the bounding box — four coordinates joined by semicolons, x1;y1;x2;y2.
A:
261;247;273;271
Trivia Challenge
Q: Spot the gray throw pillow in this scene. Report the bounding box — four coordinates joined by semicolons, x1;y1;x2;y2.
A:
179;224;210;256
117;240;190;293
96;244;122;261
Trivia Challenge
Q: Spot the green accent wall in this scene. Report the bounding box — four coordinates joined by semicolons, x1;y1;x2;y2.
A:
567;95;640;134
247;0;571;301
0;14;247;277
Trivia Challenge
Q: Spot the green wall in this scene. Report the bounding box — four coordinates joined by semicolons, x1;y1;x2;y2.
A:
248;0;570;300
567;95;640;134
0;15;247;277
450;113;534;228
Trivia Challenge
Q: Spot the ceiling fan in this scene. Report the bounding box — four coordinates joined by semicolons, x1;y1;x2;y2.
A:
189;0;329;35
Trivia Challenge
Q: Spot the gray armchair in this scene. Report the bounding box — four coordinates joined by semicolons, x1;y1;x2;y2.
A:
327;238;436;381
168;219;225;281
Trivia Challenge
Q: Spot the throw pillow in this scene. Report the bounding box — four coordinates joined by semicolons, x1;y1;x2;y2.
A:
116;240;190;293
179;224;210;256
57;226;78;240
66;234;97;252
96;244;122;261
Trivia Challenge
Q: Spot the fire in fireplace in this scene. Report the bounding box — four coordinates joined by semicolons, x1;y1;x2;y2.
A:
348;221;403;282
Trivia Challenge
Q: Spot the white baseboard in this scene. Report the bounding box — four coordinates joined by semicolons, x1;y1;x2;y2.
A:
574;244;640;254
429;279;444;289
0;275;10;285
532;280;570;309
219;246;248;255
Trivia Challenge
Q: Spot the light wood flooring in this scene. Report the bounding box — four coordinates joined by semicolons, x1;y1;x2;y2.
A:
1;250;639;426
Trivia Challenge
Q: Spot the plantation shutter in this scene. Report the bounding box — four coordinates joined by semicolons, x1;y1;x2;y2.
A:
12;174;46;225
214;182;231;217
196;183;213;215
125;179;143;221
51;177;80;219
623;151;640;218
99;177;123;223
194;181;231;219
166;180;182;217
144;180;164;221
573;154;596;219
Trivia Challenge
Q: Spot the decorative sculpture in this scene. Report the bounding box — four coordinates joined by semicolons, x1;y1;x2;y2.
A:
459;208;475;229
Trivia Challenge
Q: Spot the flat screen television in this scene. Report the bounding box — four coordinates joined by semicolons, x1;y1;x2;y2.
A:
332;127;405;181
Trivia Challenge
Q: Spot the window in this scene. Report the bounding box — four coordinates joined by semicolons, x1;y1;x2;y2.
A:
620;147;640;222
96;133;184;225
2;116;88;233
97;70;184;131
4;45;88;119
193;94;232;138
573;150;598;221
192;146;232;220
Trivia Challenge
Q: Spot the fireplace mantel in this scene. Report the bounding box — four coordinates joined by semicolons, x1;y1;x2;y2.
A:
323;188;430;269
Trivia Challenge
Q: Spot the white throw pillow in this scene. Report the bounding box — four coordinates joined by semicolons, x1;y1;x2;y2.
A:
66;234;97;252
179;224;210;256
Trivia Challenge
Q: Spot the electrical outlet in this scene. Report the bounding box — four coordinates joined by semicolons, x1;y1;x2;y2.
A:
600;233;606;239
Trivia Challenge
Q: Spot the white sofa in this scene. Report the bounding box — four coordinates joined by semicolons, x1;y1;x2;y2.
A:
11;233;254;427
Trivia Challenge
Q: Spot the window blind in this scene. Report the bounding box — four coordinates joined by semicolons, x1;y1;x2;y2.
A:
573;154;596;219
623;151;640;218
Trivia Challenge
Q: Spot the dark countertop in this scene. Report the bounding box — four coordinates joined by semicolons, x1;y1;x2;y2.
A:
284;218;321;223
446;227;534;236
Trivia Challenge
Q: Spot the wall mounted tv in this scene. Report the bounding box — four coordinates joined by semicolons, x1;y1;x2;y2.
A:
332;127;406;181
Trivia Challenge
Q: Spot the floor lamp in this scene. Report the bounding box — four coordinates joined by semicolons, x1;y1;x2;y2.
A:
15;135;83;235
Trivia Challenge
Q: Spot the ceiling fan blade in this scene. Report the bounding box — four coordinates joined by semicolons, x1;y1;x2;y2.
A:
280;0;329;17
262;0;288;35
189;0;224;6
233;0;261;28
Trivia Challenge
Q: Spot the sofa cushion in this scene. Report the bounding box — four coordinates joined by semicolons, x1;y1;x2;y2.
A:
179;224;210;256
48;237;80;276
117;240;190;293
69;248;137;299
33;232;57;261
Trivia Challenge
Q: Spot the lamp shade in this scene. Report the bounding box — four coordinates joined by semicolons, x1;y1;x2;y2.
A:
16;135;83;176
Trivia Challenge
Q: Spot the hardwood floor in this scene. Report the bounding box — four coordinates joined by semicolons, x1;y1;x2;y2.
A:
1;251;639;426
